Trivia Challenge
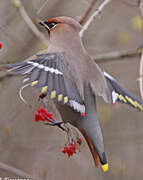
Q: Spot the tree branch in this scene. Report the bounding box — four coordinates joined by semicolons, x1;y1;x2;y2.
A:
138;0;143;99
94;48;141;63
37;0;49;15
120;0;139;7
80;0;112;37
79;0;97;25
0;162;41;180
12;0;48;46
139;50;143;99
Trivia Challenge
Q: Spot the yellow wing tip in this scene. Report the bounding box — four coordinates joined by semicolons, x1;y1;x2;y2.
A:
41;86;48;93
58;94;63;101
101;164;109;172
64;96;68;103
50;90;56;99
31;80;38;86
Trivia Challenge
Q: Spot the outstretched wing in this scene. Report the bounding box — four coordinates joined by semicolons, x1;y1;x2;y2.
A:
4;52;85;114
104;72;143;111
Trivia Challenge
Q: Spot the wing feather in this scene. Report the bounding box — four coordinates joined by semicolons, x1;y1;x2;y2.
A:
4;52;85;113
104;72;143;111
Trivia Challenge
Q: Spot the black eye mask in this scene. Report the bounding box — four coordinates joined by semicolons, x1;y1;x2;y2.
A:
43;21;57;29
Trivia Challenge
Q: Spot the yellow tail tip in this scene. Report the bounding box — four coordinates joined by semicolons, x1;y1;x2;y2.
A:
101;164;109;172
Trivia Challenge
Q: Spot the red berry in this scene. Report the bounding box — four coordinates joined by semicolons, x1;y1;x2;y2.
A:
77;138;82;145
34;107;53;122
81;112;86;116
0;42;2;49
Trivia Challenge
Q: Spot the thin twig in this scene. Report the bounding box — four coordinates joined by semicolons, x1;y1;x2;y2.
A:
12;0;48;46
80;0;112;37
94;48;141;63
139;0;143;17
37;0;49;15
0;162;41;180
120;0;139;7
139;49;143;99
79;0;97;25
138;1;143;99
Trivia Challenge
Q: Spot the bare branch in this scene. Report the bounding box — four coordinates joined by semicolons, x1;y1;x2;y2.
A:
12;0;48;46
139;0;143;17
138;0;143;99
80;0;112;37
79;0;97;25
94;48;141;63
120;0;139;7
139;50;143;99
0;162;41;180
37;0;49;15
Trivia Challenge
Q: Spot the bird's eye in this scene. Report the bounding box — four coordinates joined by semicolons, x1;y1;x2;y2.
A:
48;22;57;29
40;21;58;31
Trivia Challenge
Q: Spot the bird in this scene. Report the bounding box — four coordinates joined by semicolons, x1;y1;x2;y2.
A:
2;16;143;172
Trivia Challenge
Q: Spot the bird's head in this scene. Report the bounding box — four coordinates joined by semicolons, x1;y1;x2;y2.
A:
39;16;82;43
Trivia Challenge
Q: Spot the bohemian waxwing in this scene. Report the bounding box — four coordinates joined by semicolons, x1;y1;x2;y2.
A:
3;16;143;172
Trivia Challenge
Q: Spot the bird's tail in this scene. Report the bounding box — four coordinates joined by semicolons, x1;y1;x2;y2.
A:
76;83;108;172
104;72;143;111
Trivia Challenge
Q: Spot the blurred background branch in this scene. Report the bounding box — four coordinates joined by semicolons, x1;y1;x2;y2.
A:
12;0;48;46
0;162;41;180
139;49;143;99
80;0;112;37
36;0;49;15
138;0;143;99
94;47;141;63
79;0;97;25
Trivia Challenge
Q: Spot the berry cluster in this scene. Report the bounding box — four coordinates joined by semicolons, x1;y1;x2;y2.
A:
34;107;83;157
62;142;78;157
35;107;53;122
62;138;82;157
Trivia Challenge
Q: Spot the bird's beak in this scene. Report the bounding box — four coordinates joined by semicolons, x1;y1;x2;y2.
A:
39;20;50;35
